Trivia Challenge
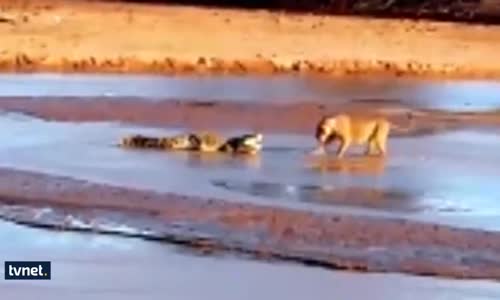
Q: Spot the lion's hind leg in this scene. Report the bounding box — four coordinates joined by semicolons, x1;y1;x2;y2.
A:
365;139;378;156
374;122;390;156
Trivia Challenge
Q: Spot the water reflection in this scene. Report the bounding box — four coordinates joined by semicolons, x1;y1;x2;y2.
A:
212;179;422;212
170;151;262;170
305;76;500;111
1;74;500;111
306;155;388;176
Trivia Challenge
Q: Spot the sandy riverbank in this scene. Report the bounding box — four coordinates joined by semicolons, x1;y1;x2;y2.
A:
1;167;500;280
1;0;500;78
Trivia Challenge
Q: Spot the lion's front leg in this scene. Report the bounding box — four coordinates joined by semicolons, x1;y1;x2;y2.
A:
336;137;350;158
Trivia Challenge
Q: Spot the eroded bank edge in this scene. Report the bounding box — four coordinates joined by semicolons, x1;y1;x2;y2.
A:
0;168;499;281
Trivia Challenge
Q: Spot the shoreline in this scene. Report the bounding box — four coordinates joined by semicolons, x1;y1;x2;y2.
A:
1;1;500;79
5;58;500;80
1;167;500;281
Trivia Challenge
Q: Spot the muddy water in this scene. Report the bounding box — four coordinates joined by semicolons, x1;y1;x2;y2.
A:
2;74;500;111
0;112;499;231
2;220;499;300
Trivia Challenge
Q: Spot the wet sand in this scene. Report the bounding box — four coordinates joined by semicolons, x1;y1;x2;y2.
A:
1;0;500;78
2;167;500;280
1;95;500;137
2;221;500;300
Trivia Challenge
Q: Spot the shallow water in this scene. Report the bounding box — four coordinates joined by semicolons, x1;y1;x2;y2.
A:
1;73;500;296
0;113;499;231
1;73;500;111
2;220;499;300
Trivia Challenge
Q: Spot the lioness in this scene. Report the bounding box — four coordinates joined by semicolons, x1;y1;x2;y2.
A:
219;133;263;155
314;113;413;158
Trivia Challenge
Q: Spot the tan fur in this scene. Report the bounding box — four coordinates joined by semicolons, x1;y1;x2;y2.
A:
219;133;263;155
189;132;226;152
161;134;197;150
314;114;391;158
